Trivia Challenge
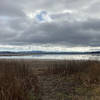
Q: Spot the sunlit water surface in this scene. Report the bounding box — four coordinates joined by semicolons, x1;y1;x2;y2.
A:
0;54;100;60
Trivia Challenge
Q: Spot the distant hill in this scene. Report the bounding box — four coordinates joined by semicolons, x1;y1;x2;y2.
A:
0;50;100;56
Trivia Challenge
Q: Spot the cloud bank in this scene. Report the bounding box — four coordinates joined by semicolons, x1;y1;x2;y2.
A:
0;0;100;47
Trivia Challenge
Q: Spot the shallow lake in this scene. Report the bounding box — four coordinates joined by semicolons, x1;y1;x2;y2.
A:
0;54;100;60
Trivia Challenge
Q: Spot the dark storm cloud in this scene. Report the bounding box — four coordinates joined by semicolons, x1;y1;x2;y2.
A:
14;18;100;46
0;0;100;46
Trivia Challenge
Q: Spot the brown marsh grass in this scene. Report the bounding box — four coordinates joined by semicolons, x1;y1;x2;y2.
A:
0;59;100;100
0;60;41;100
46;60;100;85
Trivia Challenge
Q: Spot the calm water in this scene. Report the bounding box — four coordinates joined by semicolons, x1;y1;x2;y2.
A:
0;54;100;60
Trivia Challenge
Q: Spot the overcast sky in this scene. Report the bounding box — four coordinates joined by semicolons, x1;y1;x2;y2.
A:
0;0;100;48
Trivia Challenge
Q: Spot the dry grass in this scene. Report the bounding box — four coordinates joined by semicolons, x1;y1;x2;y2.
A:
0;59;100;100
43;60;100;100
0;60;41;100
46;60;95;74
45;60;100;87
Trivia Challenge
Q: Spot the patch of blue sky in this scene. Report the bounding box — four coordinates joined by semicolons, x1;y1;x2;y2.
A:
36;11;47;22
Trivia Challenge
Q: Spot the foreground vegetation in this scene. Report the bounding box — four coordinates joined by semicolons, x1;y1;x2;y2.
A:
0;59;100;100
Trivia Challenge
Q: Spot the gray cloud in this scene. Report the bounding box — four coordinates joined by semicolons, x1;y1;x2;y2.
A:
0;1;25;17
0;0;100;46
13;18;100;46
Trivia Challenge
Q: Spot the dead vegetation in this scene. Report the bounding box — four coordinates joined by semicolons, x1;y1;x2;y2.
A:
0;59;100;100
46;60;100;84
0;60;41;100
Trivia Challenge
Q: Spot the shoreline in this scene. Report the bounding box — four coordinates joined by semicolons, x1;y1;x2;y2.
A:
0;58;98;61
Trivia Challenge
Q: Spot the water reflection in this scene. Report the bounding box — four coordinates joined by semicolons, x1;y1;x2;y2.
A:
0;54;100;60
